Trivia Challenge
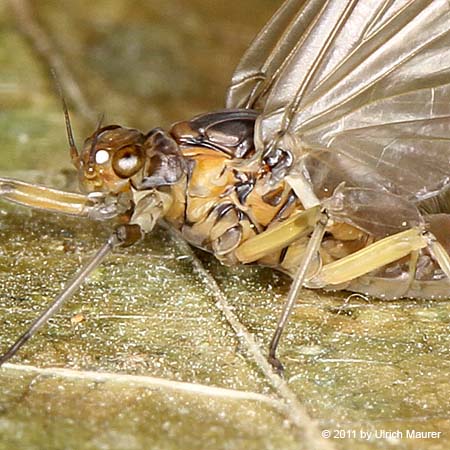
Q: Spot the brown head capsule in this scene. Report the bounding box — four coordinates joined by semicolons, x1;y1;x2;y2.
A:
79;125;146;193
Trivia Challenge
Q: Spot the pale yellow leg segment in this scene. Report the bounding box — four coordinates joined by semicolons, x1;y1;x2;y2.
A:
0;177;93;216
268;212;328;372
408;250;419;282
308;227;428;287
234;205;321;263
406;249;420;292
427;235;450;281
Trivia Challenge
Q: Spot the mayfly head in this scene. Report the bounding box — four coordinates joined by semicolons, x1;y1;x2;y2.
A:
79;125;147;194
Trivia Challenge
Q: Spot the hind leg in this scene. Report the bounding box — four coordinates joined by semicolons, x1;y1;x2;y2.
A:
270;226;429;372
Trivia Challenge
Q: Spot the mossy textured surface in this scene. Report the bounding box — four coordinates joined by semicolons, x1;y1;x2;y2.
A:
0;1;449;449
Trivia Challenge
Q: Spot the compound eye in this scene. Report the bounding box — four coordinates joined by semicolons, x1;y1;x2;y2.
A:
95;149;110;164
112;146;144;178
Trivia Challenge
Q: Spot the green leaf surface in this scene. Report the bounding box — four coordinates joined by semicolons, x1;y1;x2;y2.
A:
0;1;449;450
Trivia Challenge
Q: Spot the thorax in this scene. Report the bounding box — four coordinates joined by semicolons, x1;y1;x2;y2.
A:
164;110;302;265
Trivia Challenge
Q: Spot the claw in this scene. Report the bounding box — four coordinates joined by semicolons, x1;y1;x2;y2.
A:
268;354;285;376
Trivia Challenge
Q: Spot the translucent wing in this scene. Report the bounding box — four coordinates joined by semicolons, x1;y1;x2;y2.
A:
226;0;450;200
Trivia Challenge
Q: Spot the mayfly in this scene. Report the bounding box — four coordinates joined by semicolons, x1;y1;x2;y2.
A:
1;0;450;371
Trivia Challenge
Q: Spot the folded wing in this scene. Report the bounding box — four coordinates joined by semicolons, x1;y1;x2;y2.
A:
226;0;450;200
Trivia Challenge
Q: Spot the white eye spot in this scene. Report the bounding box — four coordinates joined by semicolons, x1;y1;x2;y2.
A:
95;149;110;164
118;154;138;171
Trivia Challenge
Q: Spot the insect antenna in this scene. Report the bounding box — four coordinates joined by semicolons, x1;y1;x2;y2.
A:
0;233;120;367
50;68;81;169
62;95;80;169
